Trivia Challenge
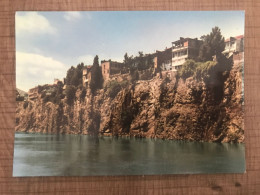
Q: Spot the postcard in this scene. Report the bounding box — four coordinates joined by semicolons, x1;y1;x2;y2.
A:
13;11;245;176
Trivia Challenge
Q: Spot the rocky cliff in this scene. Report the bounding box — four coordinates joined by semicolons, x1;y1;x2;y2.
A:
16;61;244;143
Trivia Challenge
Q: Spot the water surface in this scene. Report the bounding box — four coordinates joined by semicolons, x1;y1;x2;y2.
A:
13;132;245;176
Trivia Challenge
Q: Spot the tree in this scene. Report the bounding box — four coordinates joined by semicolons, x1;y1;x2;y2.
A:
124;53;129;64
124;52;134;73
65;85;76;105
137;51;145;70
65;66;75;85
89;55;103;94
199;26;225;62
65;63;84;87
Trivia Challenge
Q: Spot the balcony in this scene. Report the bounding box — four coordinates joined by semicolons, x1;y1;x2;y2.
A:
172;46;188;53
172;55;187;67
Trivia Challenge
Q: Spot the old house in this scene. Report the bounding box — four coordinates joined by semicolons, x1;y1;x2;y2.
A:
28;86;39;100
82;65;92;87
223;35;244;65
153;48;172;73
223;35;244;56
101;60;124;80
53;78;63;85
171;37;202;70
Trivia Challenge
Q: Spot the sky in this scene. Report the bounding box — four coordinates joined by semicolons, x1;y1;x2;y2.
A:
16;11;245;91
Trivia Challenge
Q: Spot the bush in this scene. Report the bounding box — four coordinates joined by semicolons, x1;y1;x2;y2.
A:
178;60;198;79
194;61;217;81
105;80;122;99
105;80;129;99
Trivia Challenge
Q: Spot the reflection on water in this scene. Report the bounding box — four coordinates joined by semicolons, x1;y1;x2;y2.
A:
13;132;245;176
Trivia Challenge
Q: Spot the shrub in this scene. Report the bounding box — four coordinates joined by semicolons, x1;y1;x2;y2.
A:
178;60;198;79
194;61;217;82
105;80;122;99
105;80;130;99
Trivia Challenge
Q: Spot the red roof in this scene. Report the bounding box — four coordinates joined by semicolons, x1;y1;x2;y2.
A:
225;35;244;42
235;35;244;39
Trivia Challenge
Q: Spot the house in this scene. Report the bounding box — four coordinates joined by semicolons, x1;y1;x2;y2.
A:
223;35;244;66
28;86;39;100
82;65;92;87
54;78;63;85
171;37;202;70
222;35;244;57
153;48;172;73
101;60;124;80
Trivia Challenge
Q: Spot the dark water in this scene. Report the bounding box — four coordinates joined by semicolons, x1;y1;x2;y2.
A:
13;132;245;176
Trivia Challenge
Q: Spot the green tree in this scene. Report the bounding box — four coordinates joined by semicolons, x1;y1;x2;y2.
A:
137;51;145;71
65;63;84;87
89;55;103;94
124;53;129;64
65;66;76;85
199;26;225;62
65;85;76;105
124;52;134;73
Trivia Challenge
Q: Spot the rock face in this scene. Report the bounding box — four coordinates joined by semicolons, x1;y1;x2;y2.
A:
16;62;244;143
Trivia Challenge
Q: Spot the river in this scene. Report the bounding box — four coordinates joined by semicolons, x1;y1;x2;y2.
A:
13;132;245;176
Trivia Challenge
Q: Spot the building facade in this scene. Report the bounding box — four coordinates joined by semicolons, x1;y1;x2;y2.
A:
28;87;39;100
223;35;244;57
153;48;172;74
171;37;202;70
101;60;124;80
82;65;92;87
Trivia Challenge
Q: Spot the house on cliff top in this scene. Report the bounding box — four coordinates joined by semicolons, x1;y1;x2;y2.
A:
223;35;244;56
153;48;172;73
82;65;92;87
101;60;125;80
222;35;244;64
171;37;202;71
28;86;39;100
